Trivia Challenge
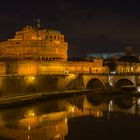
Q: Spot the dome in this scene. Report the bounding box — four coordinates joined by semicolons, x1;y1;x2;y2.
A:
118;55;139;63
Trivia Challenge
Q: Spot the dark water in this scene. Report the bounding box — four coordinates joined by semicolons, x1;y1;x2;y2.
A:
0;93;140;140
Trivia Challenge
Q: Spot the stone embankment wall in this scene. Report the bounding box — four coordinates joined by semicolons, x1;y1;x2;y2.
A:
0;74;85;96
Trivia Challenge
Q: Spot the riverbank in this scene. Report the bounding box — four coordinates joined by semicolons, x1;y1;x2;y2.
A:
0;89;139;109
0;90;93;109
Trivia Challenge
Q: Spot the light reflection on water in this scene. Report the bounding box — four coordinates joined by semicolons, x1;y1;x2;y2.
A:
0;93;140;140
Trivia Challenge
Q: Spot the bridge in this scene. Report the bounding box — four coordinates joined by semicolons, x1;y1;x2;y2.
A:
56;72;140;91
0;72;140;96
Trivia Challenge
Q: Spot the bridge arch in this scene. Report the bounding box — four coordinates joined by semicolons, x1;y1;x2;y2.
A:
86;78;105;90
114;96;136;109
114;78;135;89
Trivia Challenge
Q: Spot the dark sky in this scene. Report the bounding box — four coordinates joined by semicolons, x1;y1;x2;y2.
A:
0;0;140;57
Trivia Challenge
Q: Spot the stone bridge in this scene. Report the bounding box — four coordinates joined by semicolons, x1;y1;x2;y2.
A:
57;73;140;91
0;73;140;96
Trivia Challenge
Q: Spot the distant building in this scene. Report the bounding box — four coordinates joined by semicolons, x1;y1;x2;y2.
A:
86;52;125;60
125;46;133;55
116;55;140;73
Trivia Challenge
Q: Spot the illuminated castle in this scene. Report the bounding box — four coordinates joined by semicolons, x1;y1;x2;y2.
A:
0;26;68;61
0;25;69;75
0;25;108;76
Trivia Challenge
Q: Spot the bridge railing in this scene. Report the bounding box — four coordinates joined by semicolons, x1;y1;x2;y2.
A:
68;71;140;76
109;72;140;76
68;71;110;76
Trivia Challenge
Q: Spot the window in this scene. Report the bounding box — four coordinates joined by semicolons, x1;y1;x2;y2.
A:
16;42;20;44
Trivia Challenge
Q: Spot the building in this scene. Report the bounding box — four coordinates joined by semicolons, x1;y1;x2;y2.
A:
116;55;140;73
0;26;68;61
0;25;68;75
0;25;109;76
86;52;125;60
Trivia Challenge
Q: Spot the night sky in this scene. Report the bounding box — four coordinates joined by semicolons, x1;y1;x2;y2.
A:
0;0;140;57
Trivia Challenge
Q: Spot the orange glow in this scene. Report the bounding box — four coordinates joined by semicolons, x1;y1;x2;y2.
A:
68;106;76;113
18;61;37;75
24;110;36;118
0;25;68;61
0;25;110;76
0;62;6;75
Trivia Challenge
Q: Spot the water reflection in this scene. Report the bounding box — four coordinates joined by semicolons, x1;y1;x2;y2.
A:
0;93;140;139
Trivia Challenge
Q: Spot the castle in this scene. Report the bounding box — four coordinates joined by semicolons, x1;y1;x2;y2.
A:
0;25;108;76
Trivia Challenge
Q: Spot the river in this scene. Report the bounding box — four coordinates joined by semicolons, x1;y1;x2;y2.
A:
0;92;140;140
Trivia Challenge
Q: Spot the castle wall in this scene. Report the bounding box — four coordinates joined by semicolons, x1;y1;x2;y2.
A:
18;60;37;75
0;62;6;75
0;76;58;96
